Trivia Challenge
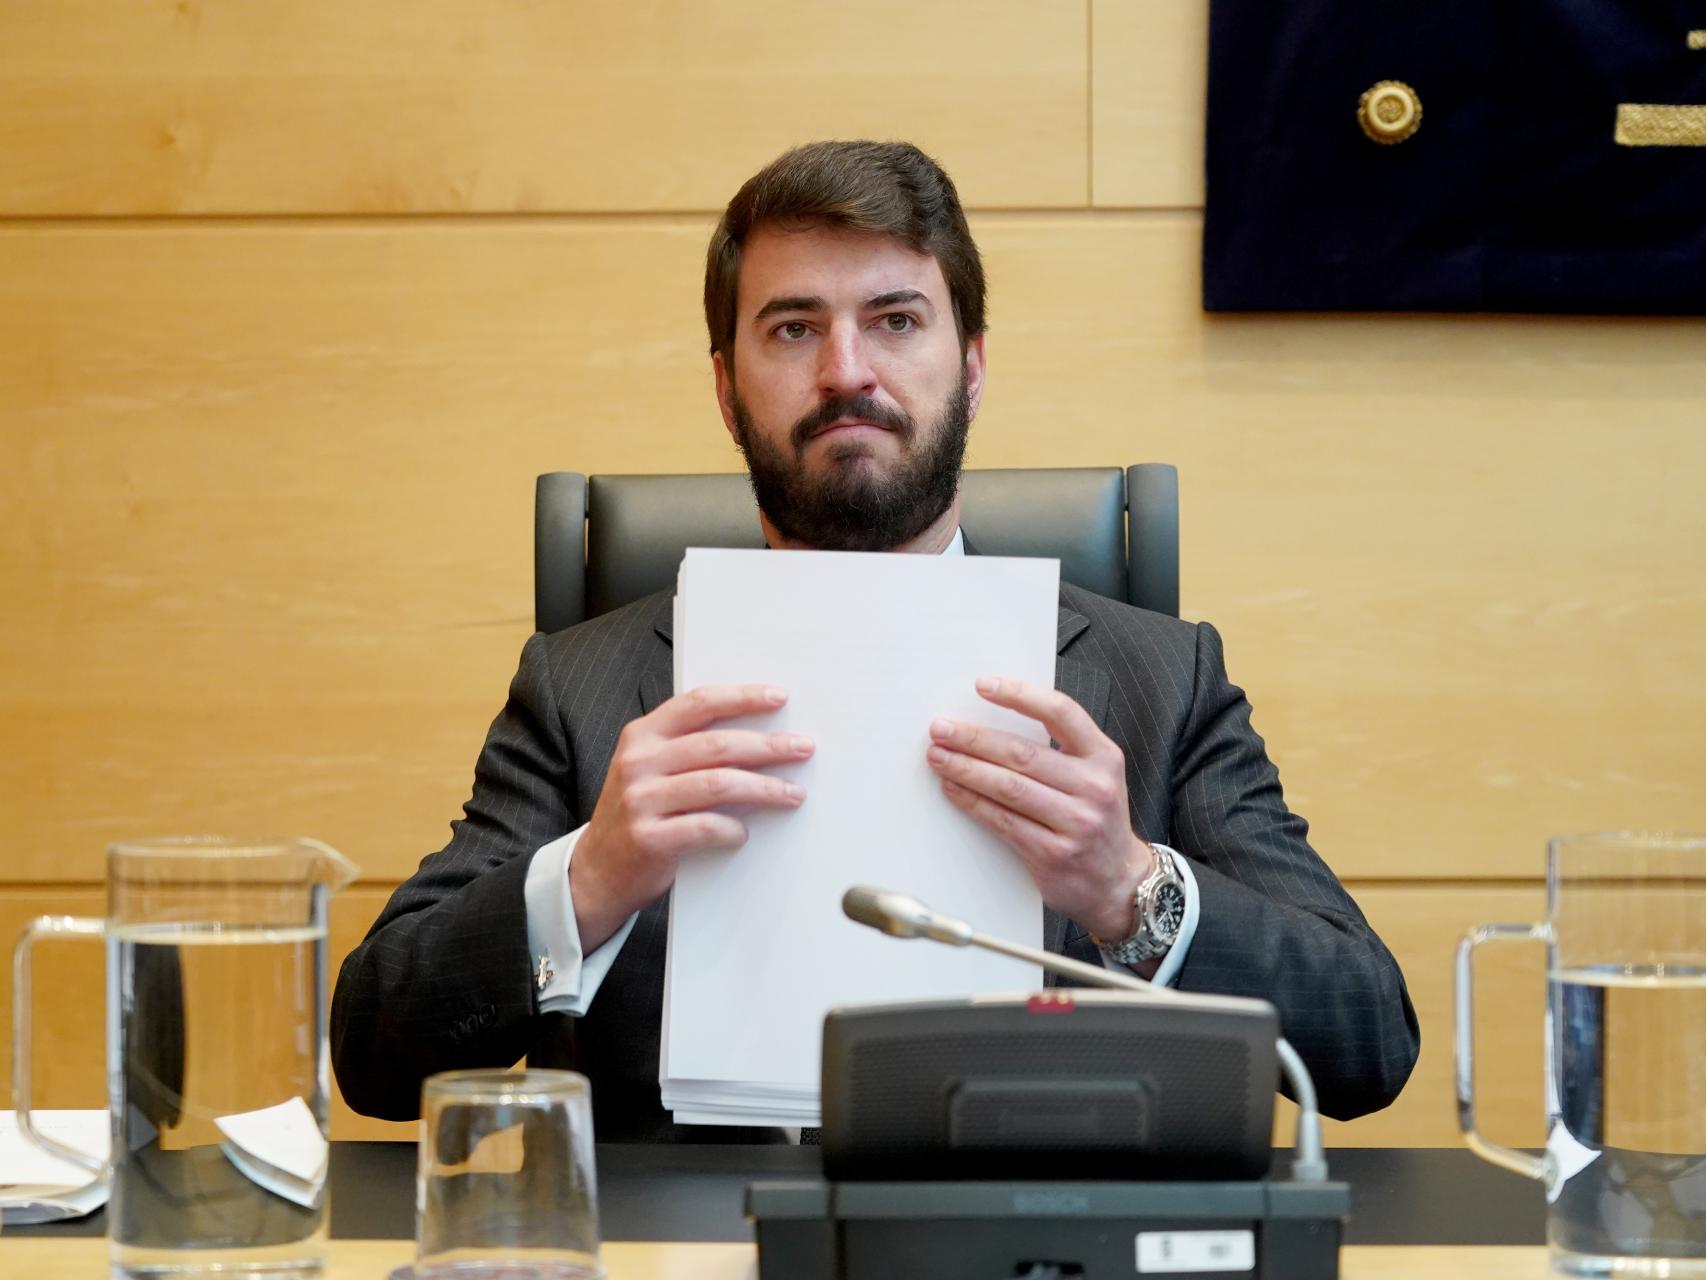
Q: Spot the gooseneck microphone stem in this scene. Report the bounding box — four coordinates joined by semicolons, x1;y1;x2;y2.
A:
965;929;1155;992
841;885;1329;1183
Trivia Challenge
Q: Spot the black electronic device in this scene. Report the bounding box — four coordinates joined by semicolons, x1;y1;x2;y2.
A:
747;1176;1348;1279
819;992;1279;1182
744;887;1348;1279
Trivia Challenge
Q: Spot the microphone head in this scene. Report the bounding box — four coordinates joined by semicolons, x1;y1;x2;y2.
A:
841;886;972;945
842;886;926;937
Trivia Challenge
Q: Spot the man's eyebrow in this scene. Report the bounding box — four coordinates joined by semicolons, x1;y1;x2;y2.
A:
752;290;937;323
753;295;825;322
866;289;934;312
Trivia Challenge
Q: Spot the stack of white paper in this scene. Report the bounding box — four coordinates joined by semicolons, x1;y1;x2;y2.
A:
0;1110;109;1224
661;548;1059;1126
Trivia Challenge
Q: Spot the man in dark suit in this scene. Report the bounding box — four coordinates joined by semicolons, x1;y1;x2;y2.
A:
332;141;1419;1141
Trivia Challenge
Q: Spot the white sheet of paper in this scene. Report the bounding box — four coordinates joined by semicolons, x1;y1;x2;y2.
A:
0;1176;110;1224
214;1097;327;1186
0;1109;109;1223
219;1142;323;1210
663;548;1058;1106
0;1110;108;1191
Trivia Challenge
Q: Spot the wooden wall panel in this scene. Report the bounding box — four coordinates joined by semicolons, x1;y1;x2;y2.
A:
1091;0;1207;207
4;0;1704;1156
6;217;1702;884
971;215;1706;879
0;1;1088;215
0;218;719;883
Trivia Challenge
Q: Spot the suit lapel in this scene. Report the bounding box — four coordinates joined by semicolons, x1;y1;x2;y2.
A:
638;668;671;716
1055;608;1108;722
1050;595;1103;958
637;596;676;714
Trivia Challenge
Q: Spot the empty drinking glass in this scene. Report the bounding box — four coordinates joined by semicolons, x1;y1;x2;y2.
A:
394;1069;603;1280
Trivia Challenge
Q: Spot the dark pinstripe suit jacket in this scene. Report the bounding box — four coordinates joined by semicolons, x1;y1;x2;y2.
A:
332;583;1419;1140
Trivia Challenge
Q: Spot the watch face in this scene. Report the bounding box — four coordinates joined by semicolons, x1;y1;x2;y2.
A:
1151;881;1187;941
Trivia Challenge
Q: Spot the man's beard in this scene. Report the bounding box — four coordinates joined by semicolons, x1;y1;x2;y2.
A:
730;373;970;552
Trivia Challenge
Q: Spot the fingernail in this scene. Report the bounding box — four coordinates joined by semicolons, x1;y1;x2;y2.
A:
975;675;998;694
926;745;949;766
765;686;787;705
930;718;954;740
785;782;805;803
940;778;962;796
788;734;814;754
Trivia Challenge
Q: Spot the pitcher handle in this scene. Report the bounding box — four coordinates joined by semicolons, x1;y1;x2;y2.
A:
13;915;110;1178
1454;921;1554;1182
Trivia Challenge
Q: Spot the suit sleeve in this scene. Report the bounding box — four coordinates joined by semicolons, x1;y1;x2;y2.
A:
1170;622;1420;1121
331;631;577;1121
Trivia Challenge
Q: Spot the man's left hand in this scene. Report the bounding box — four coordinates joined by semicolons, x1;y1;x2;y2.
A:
926;675;1154;942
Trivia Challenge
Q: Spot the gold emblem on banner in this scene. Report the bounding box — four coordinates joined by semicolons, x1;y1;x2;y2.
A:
1615;104;1706;146
1358;81;1422;144
1614;29;1706;145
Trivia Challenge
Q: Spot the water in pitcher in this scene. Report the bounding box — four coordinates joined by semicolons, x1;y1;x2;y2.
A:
108;922;330;1279
1547;964;1706;1274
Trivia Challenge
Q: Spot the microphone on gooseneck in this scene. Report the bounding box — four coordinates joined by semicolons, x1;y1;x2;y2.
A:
839;885;1330;1182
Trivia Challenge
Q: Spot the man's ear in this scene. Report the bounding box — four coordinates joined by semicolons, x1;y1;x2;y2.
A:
964;332;987;420
713;350;738;440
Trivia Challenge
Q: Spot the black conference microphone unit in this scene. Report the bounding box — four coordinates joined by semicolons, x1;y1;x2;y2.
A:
744;886;1349;1279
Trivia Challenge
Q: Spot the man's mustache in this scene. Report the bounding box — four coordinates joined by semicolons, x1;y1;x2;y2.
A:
789;397;914;451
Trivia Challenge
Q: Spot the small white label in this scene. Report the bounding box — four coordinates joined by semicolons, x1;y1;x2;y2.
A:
1136;1229;1255;1273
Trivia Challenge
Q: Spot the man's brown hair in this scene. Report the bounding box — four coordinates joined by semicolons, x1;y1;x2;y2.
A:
704;140;987;362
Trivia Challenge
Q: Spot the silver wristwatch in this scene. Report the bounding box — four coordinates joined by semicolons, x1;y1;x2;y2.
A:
1092;844;1186;966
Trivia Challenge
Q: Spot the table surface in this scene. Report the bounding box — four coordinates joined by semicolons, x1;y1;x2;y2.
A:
0;1238;1560;1279
11;1143;1547;1247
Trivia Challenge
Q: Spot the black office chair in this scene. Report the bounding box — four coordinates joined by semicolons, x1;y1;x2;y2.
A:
533;465;1179;635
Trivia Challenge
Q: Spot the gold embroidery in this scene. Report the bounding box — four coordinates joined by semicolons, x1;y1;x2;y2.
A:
1615;104;1706;146
1687;29;1706;49
1357;81;1422;144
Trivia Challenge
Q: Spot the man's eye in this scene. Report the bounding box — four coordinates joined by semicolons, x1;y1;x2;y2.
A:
775;321;810;341
880;314;916;333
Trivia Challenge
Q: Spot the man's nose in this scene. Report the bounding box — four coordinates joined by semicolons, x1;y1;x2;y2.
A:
817;321;879;401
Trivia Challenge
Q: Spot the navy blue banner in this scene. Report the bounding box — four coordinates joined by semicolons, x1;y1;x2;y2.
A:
1203;1;1706;312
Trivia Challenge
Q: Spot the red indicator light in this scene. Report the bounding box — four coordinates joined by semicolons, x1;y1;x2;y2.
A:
1026;993;1075;1015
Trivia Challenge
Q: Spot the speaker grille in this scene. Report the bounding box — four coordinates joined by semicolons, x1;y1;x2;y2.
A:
847;1031;1250;1154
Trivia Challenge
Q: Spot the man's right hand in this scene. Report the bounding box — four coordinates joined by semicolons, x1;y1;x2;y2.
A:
569;683;813;951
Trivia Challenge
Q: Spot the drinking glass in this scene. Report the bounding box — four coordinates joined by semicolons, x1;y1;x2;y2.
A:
1456;832;1706;1276
396;1069;604;1280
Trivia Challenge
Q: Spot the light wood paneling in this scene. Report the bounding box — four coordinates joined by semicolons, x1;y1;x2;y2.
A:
5;0;1700;1164
0;217;721;884
0;882;1552;1146
0;1;1088;215
1091;0;1207;207
977;216;1706;879
5;216;1702;885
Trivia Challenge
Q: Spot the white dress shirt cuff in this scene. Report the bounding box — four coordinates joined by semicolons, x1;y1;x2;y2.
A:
1098;842;1199;988
524;825;641;1016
